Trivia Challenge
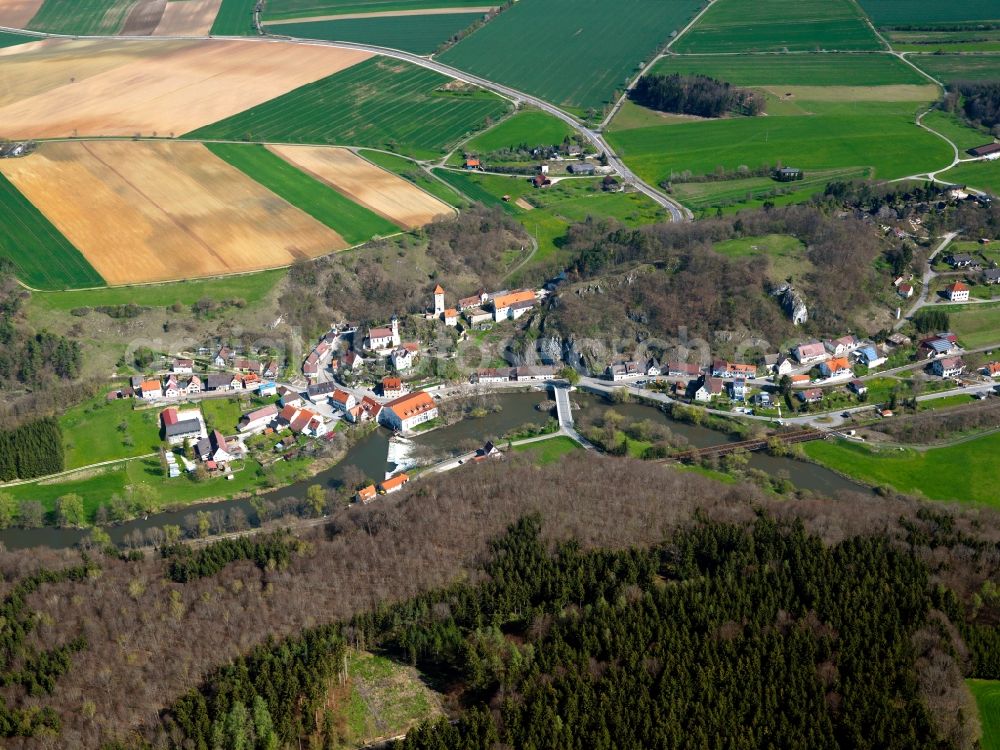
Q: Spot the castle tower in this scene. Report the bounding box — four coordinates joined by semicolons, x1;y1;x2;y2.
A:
391;315;401;347
433;284;445;316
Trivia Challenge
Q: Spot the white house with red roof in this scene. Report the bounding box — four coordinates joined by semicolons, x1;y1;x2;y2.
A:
379;391;438;432
364;317;400;353
330;389;357;414
238;404;279;434
793;341;828;365
946;282;970;302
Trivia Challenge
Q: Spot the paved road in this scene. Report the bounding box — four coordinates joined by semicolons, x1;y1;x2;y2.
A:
895;231;958;330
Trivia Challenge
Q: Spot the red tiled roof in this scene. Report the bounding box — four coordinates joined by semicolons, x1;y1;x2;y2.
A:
379;473;409;492
358;485;377;501
434;284;444;294
383;377;402;390
386;391;436;421
161;408;179;426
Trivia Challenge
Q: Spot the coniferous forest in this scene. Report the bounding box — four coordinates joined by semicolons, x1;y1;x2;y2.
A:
0;417;64;481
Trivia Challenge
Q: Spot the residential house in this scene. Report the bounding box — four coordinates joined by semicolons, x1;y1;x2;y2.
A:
181;376;202;395
491;290;537;321
130;375;143;390
172;358;194;374
379;473;410;495
474;441;503;462
983;362;1000;377
280;405;327;437
239;404;278;434
278;386;303;408
824;335;860;357
932;356;965;378
729;378;748;402
790;374;811;387
474;368;512;384
797;388;823;404
887;333;912;347
645;359;661;377
162;376;180;399
213;347;232;369
241;372;260;391
303;353;320;377
946;281;970;302
331;389;357;414
343;350;363;371
458;290;488;310
380;391;439;432
689;375;723;402
359;395;382;423
712;360;756;379
205;373;232;392
140;379;163;400
507;299;536;320
855;346;886;368
391;346;416;372
666;361;702;379
442;308;459;327
532;173;551;188
307;382;338;401
568;162;595;175
227;374;244;391
819;357;852;379
259;381;278;397
161;408;205;446
849;379;868;396
919;335;959;359
514;366;554;381
263;360;280;379
948;253;975;268
233;358;261;375
356;485;377;504
382;377;406;399
197;430;235;463
793;341;828;365
897;282;914;299
606;364;629;381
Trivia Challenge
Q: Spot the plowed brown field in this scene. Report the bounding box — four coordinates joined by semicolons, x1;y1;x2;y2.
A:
154;0;223;35
0;38;370;138
269;145;453;229
0;0;44;28
0;141;347;284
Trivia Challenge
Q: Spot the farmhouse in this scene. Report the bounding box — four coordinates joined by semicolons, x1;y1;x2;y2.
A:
239;404;278;434
897;282;913;299
380;391;439;432
819;357;852;379
379;473;410;495
968;143;1000;160
140;379;163;400
985;269;1000;285
161;408;206;446
932;357;965;378
473;368;513;384
946;282;970;302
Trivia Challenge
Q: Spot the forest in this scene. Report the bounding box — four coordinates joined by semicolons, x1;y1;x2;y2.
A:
941;82;1000;134
0;417;64;481
0;453;999;748
631;72;766;118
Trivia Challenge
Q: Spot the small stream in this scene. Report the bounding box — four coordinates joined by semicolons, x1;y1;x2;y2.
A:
0;389;870;550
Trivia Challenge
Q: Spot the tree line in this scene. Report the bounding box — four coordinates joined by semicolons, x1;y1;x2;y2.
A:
0;417;63;481
632;72;765;118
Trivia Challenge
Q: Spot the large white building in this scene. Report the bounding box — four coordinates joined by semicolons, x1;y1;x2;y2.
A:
379;391;439;432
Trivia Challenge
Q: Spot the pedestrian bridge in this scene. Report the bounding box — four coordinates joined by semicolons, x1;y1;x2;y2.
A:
553;384;574;429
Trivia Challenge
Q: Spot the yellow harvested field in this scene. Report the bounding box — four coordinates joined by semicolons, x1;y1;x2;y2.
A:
0;141;347;285
269;145;454;229
0;38;371;139
0;0;44;28
267;6;496;24
154;0;223;35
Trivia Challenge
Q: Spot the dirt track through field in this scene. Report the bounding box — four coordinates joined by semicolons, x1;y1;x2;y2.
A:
266;6;495;24
0;0;44;28
268;145;454;229
0;141;347;285
0;38;371;139
121;0;167;35
154;0;223;35
763;84;940;102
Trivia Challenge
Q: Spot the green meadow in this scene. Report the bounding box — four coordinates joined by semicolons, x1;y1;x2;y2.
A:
968;680;1000;750
189;58;511;159
803;433;1000;506
206;143;400;242
921;109;993;153
26;0;133;34
462;109;575;154
910;53;1000;82
211;0;257;35
267;12;482;54
264;0;490;21
513;436;581;465
607;100;951;188
673;0;881;53
943;302;1000;349
440;0;703;112
857;0;1000;26
939;161;1000;198
0;31;34;47
651;53;925;86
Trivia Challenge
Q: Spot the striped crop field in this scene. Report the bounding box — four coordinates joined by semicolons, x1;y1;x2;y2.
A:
263;0;492;21
0;172;104;290
188;57;512;159
210;0;257;35
26;0;134;35
268;12;483;54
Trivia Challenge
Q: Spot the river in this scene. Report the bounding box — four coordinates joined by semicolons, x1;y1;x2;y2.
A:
0;389;869;549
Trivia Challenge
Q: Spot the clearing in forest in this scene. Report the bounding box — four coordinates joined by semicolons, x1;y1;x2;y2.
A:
0;141;346;285
0;38;370;139
268;145;454;229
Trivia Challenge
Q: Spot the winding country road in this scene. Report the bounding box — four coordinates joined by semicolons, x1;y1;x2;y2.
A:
0;24;689;221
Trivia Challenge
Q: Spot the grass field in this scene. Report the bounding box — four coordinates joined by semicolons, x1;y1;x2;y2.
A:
26;0;133;35
0;31;34;48
512;436;581;465
711;234;810;282
265;0;491;21
674;0;881;53
943;302;1000;348
358;150;465;207
910;53;1000;82
651;53;927;86
210;0;256;34
857;0;1000;26
462;109;575;153
440;0;703;112
206;143;400;242
608;100;950;188
890;29;1000;54
938;161;1000;198
803;433;1000;506
60;398;162;470
671;167;869;211
968;680;1000;750
29;270;284;312
267;12;482;53
189;57;511;159
922;109;993;153
0;172;104;291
